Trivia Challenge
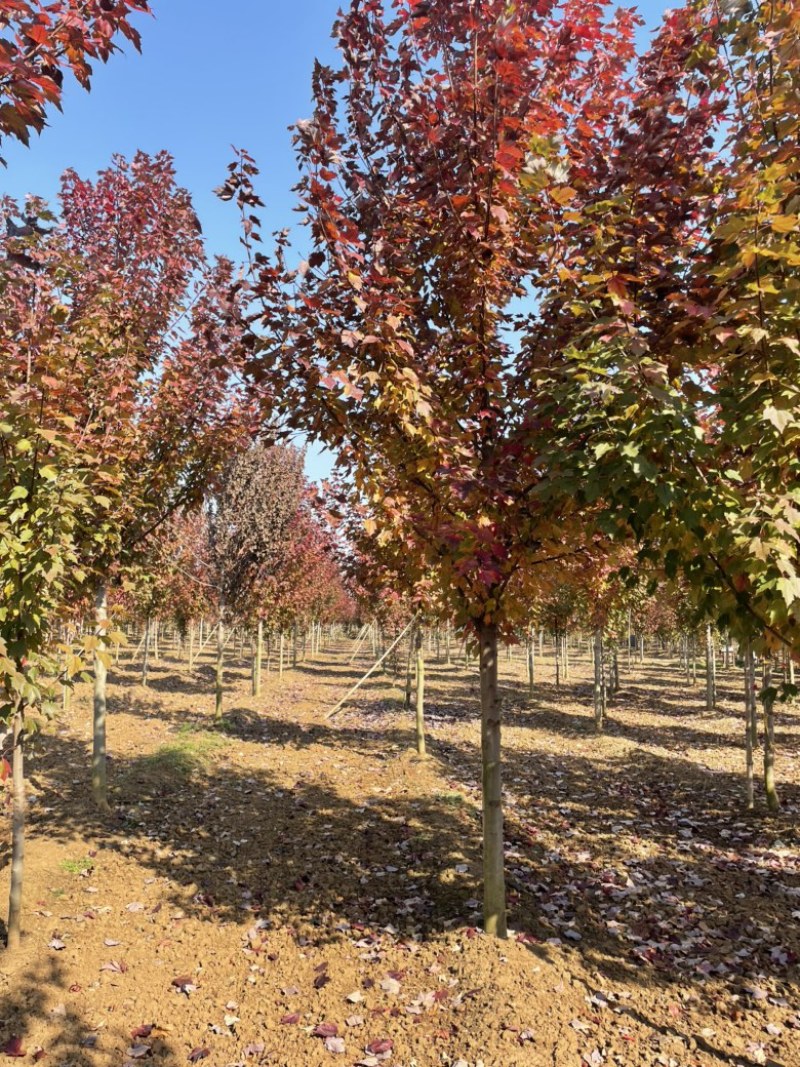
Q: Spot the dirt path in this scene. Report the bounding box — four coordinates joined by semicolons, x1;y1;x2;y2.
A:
1;640;798;1067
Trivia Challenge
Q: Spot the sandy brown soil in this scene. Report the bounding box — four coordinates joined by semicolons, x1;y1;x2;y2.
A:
1;637;798;1067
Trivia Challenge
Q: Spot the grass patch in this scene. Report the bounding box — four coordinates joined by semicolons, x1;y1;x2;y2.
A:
60;858;93;875
137;725;227;780
435;791;466;807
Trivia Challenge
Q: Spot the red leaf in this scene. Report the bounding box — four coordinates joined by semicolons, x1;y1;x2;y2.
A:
280;1013;300;1025
1;1038;25;1058
312;1023;338;1038
26;24;50;45
187;1050;209;1063
366;1039;393;1054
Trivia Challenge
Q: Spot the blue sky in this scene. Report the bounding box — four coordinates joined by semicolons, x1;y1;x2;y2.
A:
0;0;674;480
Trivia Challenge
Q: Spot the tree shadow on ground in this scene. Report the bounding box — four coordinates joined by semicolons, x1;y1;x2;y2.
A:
20;730;485;935
0;954;186;1067
403;662;800;757
5;646;799;1067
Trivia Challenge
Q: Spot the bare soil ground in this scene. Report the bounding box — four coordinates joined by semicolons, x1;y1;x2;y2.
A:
1;638;798;1067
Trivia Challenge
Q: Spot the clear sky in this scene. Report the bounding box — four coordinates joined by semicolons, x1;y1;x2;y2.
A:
0;0;674;480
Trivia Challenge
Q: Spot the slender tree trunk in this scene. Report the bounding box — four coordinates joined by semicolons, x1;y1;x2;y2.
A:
279;631;285;682
6;709;25;951
563;633;569;681
554;633;560;688
478;621;506;938
593;628;605;733
415;627;426;758
92;583;110;810
744;639;755;810
527;629;535;696
611;645;619;694
62;644;71;712
215;617;225;721
762;657;780;812
188;622;195;669
404;625;415;712
750;656;760;750
253;619;263;697
445;623;451;665
141;616;151;687
691;634;697;685
705;623;716;710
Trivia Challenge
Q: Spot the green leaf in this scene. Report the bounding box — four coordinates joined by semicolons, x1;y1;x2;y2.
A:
764;405;792;434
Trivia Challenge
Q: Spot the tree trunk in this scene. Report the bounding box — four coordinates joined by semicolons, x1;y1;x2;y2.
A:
705;623;716;710
6;710;25;951
762;658;780;812
92;582;110;810
215;617;225;721
478;620;507;938
527;629;535;696
563;633;569;681
554;634;560;688
62;642;71;711
252;619;263;697
403;625;415;712
141;616;151;687
744;639;755;809
593;628;605;733
279;631;285;682
414;627;426;757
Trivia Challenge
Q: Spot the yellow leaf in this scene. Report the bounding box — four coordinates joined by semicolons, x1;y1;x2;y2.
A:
771;214;799;234
551;186;577;205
